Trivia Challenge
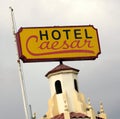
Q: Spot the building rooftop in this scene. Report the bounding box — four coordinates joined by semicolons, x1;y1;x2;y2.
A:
96;117;104;119
51;112;90;119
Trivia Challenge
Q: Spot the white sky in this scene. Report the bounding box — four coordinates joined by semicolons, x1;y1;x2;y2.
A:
0;0;120;119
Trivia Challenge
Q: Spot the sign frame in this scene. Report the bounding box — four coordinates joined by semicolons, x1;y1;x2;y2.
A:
16;25;101;63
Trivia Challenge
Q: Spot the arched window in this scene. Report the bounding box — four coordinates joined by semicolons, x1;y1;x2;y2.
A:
74;79;79;92
55;80;62;94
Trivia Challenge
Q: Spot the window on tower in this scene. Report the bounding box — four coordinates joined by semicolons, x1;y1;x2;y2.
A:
74;79;79;92
55;80;62;94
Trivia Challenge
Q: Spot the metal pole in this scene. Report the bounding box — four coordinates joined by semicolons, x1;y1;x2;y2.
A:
18;60;30;119
29;105;33;119
9;7;30;119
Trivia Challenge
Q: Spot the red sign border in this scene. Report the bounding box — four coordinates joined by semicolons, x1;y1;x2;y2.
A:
16;25;101;63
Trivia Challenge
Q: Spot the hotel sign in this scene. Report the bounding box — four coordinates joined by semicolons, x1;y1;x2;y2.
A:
16;25;101;62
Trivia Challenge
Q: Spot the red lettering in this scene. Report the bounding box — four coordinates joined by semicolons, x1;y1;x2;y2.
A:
61;40;69;49
26;35;39;56
85;40;94;48
51;41;59;50
70;40;80;48
26;35;95;56
39;41;51;49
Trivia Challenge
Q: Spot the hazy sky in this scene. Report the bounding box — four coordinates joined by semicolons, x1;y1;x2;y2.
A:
0;0;120;119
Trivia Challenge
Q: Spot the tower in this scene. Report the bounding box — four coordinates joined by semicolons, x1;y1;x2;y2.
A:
40;62;107;119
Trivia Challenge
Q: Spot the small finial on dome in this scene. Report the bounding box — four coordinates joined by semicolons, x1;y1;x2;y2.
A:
59;60;63;65
88;97;91;105
87;97;92;109
100;101;104;113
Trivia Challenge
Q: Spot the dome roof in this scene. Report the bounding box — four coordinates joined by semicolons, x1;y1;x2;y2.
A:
45;62;79;77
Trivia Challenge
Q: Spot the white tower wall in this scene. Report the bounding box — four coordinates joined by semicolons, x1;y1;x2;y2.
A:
47;70;79;113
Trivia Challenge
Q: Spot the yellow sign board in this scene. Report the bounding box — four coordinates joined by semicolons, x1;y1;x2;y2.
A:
16;25;101;62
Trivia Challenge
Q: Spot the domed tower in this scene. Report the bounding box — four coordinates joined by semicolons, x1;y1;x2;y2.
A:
41;62;107;119
43;62;89;119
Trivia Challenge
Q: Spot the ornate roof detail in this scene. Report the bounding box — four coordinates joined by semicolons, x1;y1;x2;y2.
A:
51;112;89;119
45;63;79;77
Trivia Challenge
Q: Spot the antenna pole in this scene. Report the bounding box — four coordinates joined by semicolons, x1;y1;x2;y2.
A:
9;7;30;119
9;7;17;34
